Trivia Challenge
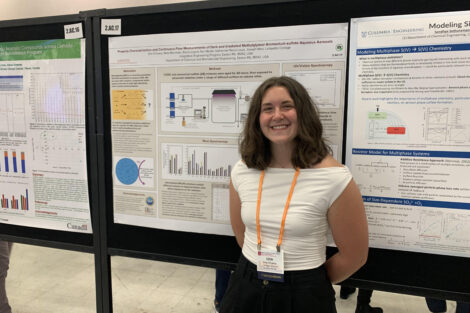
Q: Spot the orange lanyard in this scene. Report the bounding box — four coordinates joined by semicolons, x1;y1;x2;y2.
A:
256;168;300;252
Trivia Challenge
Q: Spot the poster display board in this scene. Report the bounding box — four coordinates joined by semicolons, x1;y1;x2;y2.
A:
347;11;470;257
108;23;348;235
0;38;91;233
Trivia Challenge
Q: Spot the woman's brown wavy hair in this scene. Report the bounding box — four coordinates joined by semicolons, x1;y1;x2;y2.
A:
240;76;331;170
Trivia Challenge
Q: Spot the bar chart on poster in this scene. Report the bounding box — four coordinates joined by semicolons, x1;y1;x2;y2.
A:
0;188;29;210
108;23;348;235
0;39;91;233
0;150;26;174
161;142;238;181
347;11;470;258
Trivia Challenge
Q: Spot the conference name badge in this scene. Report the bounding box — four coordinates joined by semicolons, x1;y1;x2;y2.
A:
256;249;284;282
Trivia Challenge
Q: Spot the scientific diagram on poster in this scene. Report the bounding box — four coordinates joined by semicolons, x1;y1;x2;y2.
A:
160;82;255;134
114;156;154;187
366;109;408;141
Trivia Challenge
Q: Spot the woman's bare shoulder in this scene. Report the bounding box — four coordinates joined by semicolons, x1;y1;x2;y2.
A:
311;154;343;169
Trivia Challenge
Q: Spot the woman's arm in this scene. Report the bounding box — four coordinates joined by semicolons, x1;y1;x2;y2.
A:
229;180;245;248
325;179;369;284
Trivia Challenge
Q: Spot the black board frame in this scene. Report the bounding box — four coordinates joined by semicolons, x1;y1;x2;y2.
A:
0;14;96;251
0;1;469;313
93;0;470;305
0;12;106;313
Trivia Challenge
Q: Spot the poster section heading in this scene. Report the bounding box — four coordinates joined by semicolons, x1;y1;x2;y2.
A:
0;39;91;233
0;39;81;61
109;23;348;235
352;149;470;158
347;11;470;257
357;43;470;55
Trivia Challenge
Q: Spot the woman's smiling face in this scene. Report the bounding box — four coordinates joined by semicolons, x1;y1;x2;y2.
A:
259;86;298;147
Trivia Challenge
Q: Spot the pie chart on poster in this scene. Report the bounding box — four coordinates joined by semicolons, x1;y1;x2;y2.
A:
115;158;139;185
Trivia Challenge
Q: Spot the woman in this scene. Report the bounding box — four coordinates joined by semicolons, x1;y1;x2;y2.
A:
220;76;368;313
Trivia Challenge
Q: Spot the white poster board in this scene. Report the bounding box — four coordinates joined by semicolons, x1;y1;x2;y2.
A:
108;23;348;235
347;11;470;257
0;39;91;233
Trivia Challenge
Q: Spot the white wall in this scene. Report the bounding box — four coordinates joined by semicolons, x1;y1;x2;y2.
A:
0;0;202;21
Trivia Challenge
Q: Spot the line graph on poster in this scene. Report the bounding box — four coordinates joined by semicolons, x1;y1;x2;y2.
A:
418;210;470;244
418;210;443;240
443;212;470;243
425;107;470;144
31;130;85;167
30;73;85;125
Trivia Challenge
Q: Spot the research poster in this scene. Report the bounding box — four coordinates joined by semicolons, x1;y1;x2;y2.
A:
0;39;91;233
108;23;348;235
347;12;470;257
